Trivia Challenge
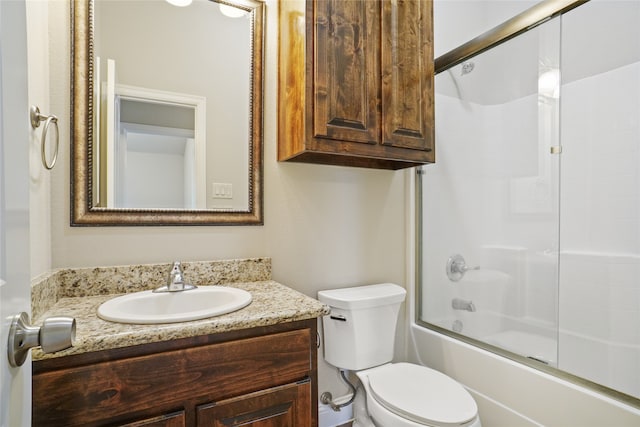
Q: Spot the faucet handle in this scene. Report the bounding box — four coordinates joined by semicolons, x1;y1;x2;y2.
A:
167;261;185;285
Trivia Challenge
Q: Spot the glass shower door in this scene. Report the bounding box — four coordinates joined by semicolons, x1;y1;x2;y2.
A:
420;16;561;367
558;0;640;399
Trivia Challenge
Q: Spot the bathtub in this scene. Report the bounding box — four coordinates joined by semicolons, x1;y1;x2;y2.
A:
426;308;640;399
408;322;640;426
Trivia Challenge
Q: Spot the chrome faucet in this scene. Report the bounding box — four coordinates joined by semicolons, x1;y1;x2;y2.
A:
153;261;197;293
452;298;476;312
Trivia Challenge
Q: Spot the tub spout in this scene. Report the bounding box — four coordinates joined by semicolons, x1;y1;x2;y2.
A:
452;298;476;312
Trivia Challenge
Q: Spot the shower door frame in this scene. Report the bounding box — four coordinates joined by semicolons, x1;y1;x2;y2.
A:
416;0;640;410
434;0;587;74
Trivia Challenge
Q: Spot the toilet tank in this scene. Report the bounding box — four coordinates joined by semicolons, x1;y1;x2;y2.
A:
318;283;406;371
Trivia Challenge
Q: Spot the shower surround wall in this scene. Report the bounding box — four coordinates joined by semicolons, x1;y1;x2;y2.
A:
560;57;640;399
411;0;640;423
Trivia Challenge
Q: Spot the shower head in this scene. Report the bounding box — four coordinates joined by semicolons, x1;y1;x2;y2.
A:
460;61;475;76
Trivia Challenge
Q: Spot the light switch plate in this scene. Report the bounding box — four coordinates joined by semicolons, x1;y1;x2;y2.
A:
212;183;233;199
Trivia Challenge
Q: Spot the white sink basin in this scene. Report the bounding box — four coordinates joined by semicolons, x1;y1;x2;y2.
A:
97;286;252;324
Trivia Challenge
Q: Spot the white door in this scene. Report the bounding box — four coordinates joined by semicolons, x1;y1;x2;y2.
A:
0;0;32;425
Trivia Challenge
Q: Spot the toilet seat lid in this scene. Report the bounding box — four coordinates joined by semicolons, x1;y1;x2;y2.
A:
367;363;478;427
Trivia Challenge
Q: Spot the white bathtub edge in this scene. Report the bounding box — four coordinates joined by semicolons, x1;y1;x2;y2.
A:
409;323;640;426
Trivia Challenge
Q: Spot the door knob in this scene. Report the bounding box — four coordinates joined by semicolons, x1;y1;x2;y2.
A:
7;312;76;367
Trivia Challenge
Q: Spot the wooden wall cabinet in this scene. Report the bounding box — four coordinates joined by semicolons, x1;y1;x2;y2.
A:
33;320;317;427
279;0;435;170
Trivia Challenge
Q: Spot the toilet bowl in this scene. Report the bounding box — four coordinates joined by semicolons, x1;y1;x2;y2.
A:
356;363;481;427
318;284;481;427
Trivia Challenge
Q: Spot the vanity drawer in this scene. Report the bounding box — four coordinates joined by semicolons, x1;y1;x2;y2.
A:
33;328;312;427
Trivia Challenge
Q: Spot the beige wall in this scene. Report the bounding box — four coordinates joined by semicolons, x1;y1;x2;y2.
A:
41;0;410;398
27;0;53;279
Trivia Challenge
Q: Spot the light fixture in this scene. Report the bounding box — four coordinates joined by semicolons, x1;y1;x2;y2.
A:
219;3;247;18
166;0;192;7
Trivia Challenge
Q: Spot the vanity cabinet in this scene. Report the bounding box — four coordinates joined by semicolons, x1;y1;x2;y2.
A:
278;0;434;170
32;320;317;427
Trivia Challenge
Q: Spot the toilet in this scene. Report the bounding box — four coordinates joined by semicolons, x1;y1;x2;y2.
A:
318;283;481;427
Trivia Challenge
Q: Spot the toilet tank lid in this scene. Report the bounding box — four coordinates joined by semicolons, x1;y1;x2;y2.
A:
317;283;406;310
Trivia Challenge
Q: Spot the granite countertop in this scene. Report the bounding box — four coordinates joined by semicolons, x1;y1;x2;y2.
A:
32;280;330;361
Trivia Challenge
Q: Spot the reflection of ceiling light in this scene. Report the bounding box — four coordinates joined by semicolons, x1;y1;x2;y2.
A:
539;69;560;99
166;0;192;7
219;3;247;18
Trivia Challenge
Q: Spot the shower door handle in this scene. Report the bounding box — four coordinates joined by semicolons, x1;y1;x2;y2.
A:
446;254;480;282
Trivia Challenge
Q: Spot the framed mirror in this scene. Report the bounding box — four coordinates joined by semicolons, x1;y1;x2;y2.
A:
71;0;264;225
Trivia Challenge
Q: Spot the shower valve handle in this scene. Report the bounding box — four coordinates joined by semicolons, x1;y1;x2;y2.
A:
446;254;480;282
461;264;480;273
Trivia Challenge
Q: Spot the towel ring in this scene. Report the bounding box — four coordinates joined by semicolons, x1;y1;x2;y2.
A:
30;105;59;170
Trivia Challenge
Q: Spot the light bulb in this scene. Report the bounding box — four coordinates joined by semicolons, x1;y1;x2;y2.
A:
166;0;192;7
219;3;247;18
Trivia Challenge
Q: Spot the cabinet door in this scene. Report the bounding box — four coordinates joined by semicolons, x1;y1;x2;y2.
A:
381;0;434;153
313;0;380;144
196;381;311;427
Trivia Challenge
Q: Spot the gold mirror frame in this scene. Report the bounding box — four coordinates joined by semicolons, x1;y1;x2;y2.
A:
71;0;264;226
